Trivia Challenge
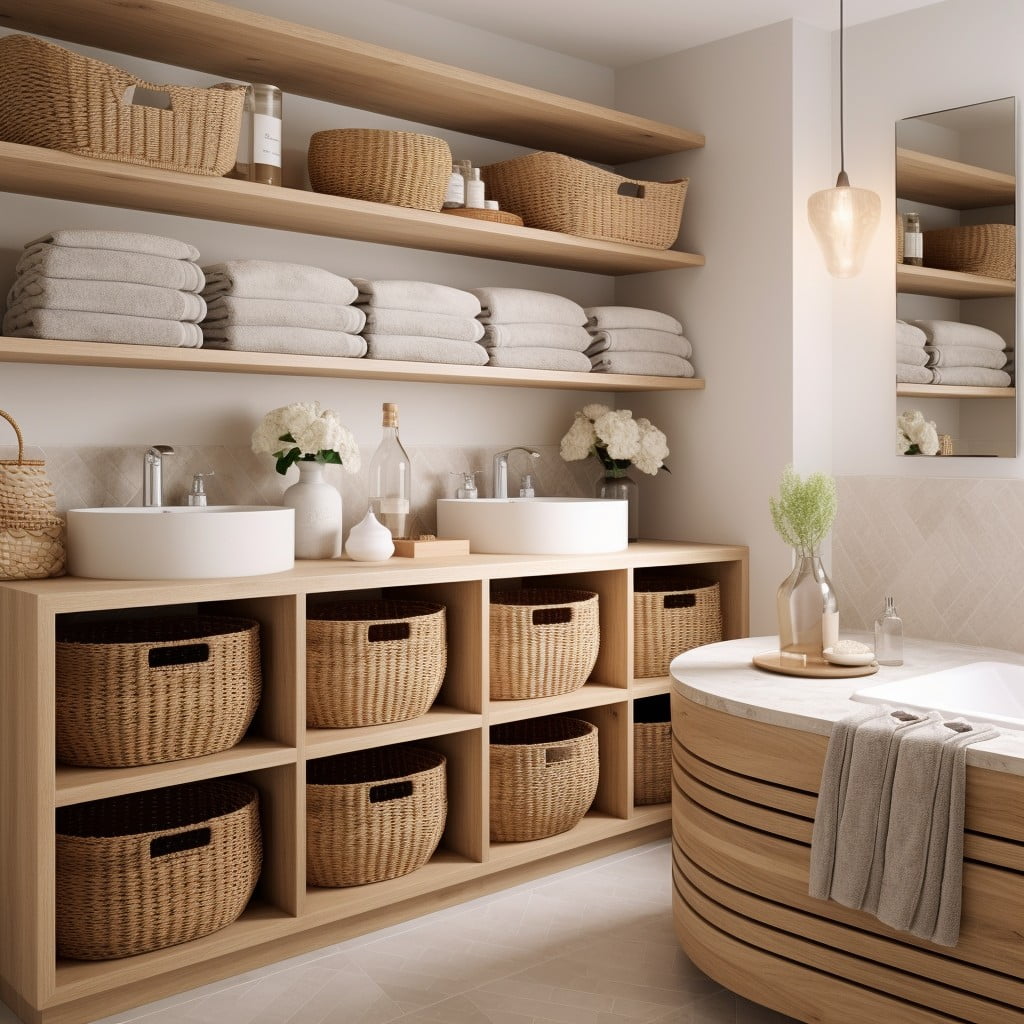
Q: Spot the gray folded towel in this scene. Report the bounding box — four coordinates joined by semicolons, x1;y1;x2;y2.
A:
910;319;1006;350
6;279;206;324
924;345;1008;370
202;260;358;305
485;347;592;372
202;327;367;357
482;324;591;351
202;296;366;333
585;305;683;334
354;279;481;318
895;342;930;367
471;287;586;326
29;229;200;262
362;308;484;342
896;363;933;384
363;335;489;366
586;328;693;358
590;352;695;377
930;366;1012;387
17;246;204;293
2;308;203;347
896;320;927;347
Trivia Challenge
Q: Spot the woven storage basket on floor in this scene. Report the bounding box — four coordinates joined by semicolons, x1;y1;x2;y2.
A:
55;779;261;960
489;588;599;700
306;600;446;727
489;717;599;842
633;694;671;806
923;223;1016;280
481;152;687;249
55;615;261;768
307;129;451;211
634;577;722;678
307;745;447;887
0;34;245;175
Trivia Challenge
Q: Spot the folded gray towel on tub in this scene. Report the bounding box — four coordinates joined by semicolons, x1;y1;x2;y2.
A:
486;347;592;372
3;308;203;347
202;260;358;304
482;323;591;351
16;246;205;293
354;279;481;318
28;229;200;262
202;296;366;333
6;279;206;323
362;308;484;342
363;334;489;366
471;287;586;326
585;305;684;334
930;366;1012;387
202;326;367;357
590;351;695;377
586;328;693;358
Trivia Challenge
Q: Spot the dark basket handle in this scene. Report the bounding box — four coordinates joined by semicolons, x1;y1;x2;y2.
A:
150;826;211;859
148;642;211;668
664;593;696;610
544;746;578;765
531;607;573;626
367;622;411;643
617;181;646;200
369;780;414;803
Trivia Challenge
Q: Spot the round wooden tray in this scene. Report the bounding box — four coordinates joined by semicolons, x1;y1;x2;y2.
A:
752;651;879;679
441;208;524;226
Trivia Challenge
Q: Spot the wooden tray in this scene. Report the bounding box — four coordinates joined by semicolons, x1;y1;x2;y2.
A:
393;537;470;558
441;208;524;226
752;651;879;679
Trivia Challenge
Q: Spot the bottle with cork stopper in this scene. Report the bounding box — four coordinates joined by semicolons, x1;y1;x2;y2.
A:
368;402;412;539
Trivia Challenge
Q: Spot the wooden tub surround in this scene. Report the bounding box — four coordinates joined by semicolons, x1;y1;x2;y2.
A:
670;635;1024;1024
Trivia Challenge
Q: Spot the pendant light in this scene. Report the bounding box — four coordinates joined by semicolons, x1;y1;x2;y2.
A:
807;0;880;277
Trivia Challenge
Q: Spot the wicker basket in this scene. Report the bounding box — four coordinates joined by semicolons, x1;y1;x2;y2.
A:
55;615;261;768
634;577;722;678
0;34;246;175
306;746;447;887
923;223;1016;280
481;152;687;249
489;588;599;700
489;717;599;842
307;128;452;211
55;780;261;960
633;694;671;806
897;213;905;264
306;600;446;727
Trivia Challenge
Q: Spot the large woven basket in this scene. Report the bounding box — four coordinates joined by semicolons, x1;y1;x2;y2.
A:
634;577;722;678
923;223;1016;280
633;694;671;806
481;152;687;249
0;408;64;580
0;34;246;175
55;615;261;768
489;717;599;842
56;780;261;960
308;128;451;211
307;746;447;887
306;600;446;727
489;588;599;700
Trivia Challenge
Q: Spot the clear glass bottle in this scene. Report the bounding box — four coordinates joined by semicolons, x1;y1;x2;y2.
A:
903;212;923;266
368;403;412;539
230;84;282;185
443;163;465;208
874;595;904;666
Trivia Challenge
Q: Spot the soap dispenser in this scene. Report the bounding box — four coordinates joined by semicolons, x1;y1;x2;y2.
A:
519;474;535;498
874;595;904;666
187;472;214;507
452;471;479;499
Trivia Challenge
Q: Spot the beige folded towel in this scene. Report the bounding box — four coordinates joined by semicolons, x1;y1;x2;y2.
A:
202;260;358;304
590;352;695;377
930;366;1012;387
16;246;205;293
202;296;366;333
362;308;484;342
202;327;366;357
28;229;200;262
6;279;206;323
895;342;930;367
471;287;586;326
585;305;683;334
910;319;1006;350
354;279;481;317
586;328;693;358
485;347;591;372
896;363;933;384
924;345;1008;369
482;324;591;351
896;320;927;347
363;335;488;366
2;308;203;347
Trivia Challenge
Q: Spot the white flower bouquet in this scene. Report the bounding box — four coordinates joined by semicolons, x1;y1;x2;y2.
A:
897;409;939;456
559;403;669;476
252;401;361;475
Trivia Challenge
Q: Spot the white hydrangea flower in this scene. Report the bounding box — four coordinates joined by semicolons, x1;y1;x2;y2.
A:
896;426;911;454
334;426;362;473
594;409;641;460
582;403;611;422
252;401;360;473
897;408;939;455
251;404;293;454
560;413;597;461
632;418;669;475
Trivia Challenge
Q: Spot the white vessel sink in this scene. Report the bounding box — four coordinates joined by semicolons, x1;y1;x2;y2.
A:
67;506;295;580
852;660;1024;731
436;497;627;555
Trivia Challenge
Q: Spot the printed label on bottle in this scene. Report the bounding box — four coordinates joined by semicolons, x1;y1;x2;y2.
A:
377;498;410;514
904;233;923;259
252;113;282;166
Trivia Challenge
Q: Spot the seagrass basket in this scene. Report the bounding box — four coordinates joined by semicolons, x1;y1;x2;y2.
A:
306;746;447;887
633;577;722;678
633;694;672;806
489;588;599;700
923;223;1016;280
306;600;446;727
55;615;261;768
0;34;246;175
489;717;599;842
481;152;687;249
307;128;451;211
55;780;261;960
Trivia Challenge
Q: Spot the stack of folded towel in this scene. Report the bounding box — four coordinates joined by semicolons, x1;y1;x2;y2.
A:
584;306;696;377
201;261;365;356
469;287;592;372
355;279;487;365
910;318;1012;388
896;320;932;384
3;229;206;347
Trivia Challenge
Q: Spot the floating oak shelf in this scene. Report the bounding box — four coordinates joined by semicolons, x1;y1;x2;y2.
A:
896;383;1016;399
896;263;1015;299
896;148;1016;209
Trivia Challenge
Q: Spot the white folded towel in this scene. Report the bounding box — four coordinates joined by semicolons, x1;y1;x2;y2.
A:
896;363;933;384
930;366;1012;387
485;347;591;372
363;335;489;366
2;308;203;347
896;320;927;347
6;279;206;323
16;246;205;293
471;287;586;326
202;296;366;333
202;260;358;305
354;279;481;318
895;342;930;367
585;305;683;334
586;328;693;358
924;345;1008;370
202;327;367;358
28;229;200;262
589;352;695;377
910;319;1006;350
482;324;591;351
362;308;484;343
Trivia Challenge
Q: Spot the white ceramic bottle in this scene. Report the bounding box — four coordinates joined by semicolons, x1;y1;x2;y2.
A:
344;509;395;561
465;167;485;209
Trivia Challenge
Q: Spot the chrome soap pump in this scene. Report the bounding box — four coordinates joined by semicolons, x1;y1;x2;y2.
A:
453;471;479;499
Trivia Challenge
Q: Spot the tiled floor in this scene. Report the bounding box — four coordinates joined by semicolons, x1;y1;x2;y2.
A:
0;840;797;1024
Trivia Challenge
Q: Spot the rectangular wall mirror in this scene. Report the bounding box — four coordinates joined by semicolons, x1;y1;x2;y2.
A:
895;96;1017;458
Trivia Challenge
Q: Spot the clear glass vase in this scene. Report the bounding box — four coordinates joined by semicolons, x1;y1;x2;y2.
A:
776;550;838;656
596;467;639;542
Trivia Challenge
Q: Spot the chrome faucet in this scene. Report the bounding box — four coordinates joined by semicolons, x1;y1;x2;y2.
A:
492;446;540;499
143;445;175;507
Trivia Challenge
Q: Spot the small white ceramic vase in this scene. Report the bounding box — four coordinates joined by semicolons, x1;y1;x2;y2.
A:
345;509;395;561
281;461;341;559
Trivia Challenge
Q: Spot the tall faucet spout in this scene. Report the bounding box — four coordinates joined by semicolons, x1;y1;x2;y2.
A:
492;446;541;499
143;445;175;507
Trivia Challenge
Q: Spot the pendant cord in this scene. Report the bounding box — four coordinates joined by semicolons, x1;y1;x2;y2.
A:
839;0;846;175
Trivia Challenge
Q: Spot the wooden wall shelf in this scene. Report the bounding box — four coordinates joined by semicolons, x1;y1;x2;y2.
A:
896;148;1016;209
896;264;1015;299
896;383;1016;399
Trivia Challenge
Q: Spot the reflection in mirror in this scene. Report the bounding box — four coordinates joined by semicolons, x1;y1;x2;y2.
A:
895;97;1016;458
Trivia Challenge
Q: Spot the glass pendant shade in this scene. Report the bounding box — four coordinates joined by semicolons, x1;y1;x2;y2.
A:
808;174;882;278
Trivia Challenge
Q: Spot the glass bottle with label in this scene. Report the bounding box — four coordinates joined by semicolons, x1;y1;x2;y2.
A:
369;403;412;539
230;84;282;186
903;211;923;266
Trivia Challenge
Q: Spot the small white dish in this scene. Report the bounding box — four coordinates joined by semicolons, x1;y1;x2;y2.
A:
823;646;876;667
